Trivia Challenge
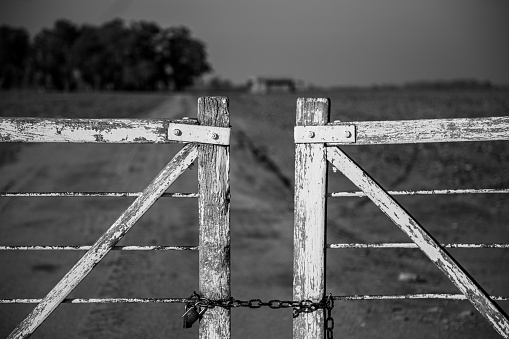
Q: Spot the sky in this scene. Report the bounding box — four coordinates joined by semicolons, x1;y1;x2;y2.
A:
1;0;509;87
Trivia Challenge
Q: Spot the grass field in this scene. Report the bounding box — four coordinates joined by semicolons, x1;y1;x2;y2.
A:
1;89;508;338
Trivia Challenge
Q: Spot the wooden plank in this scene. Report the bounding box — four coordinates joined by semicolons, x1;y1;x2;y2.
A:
198;97;231;339
8;143;198;339
327;146;509;338
329;116;509;145
293;98;329;339
0;117;197;143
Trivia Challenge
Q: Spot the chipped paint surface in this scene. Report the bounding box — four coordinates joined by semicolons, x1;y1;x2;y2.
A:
0;117;198;144
293;98;329;339
328;116;509;145
327;146;509;338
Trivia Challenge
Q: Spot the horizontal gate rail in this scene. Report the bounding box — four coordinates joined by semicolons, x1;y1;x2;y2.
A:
329;188;509;197
0;245;198;251
0;192;198;197
326;116;509;145
0;117;196;143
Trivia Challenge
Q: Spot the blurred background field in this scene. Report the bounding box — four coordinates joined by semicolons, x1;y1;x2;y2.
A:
1;88;509;338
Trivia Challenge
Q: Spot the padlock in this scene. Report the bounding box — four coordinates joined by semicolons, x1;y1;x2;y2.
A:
182;302;206;328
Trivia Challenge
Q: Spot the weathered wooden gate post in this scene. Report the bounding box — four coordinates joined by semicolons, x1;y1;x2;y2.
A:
293;98;329;338
198;97;231;339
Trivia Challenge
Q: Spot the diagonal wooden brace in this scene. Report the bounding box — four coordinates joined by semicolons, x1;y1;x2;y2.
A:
327;146;509;338
8;143;199;339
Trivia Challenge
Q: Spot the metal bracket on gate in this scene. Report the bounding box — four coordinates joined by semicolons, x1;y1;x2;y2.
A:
168;123;230;145
294;125;356;144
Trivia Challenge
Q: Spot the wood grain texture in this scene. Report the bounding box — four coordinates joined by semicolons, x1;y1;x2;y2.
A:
8;143;198;339
293;98;329;339
0;117;196;143
198;97;231;339
327;146;509;338
329;116;509;145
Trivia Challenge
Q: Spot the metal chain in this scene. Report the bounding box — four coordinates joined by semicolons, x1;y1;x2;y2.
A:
187;291;334;325
325;294;334;339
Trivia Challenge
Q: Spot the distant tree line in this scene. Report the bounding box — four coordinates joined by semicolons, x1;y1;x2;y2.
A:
0;19;211;91
404;79;493;90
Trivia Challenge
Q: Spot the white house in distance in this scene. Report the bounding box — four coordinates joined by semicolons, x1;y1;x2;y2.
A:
248;76;302;94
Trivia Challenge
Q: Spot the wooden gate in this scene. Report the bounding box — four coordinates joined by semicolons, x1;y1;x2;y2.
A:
293;97;509;338
0;97;231;338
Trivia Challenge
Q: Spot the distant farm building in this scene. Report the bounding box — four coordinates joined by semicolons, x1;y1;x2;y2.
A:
248;76;298;94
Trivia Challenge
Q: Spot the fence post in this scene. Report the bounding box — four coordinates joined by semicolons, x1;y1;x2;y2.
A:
198;97;231;339
293;98;329;338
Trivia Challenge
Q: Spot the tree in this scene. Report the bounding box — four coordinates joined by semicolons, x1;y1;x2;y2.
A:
0;25;30;89
154;26;212;91
121;21;161;90
31;19;79;90
70;25;106;89
2;19;212;91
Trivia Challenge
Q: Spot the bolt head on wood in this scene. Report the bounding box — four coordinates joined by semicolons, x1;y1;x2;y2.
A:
211;132;219;140
308;131;315;138
344;130;352;138
173;129;182;136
